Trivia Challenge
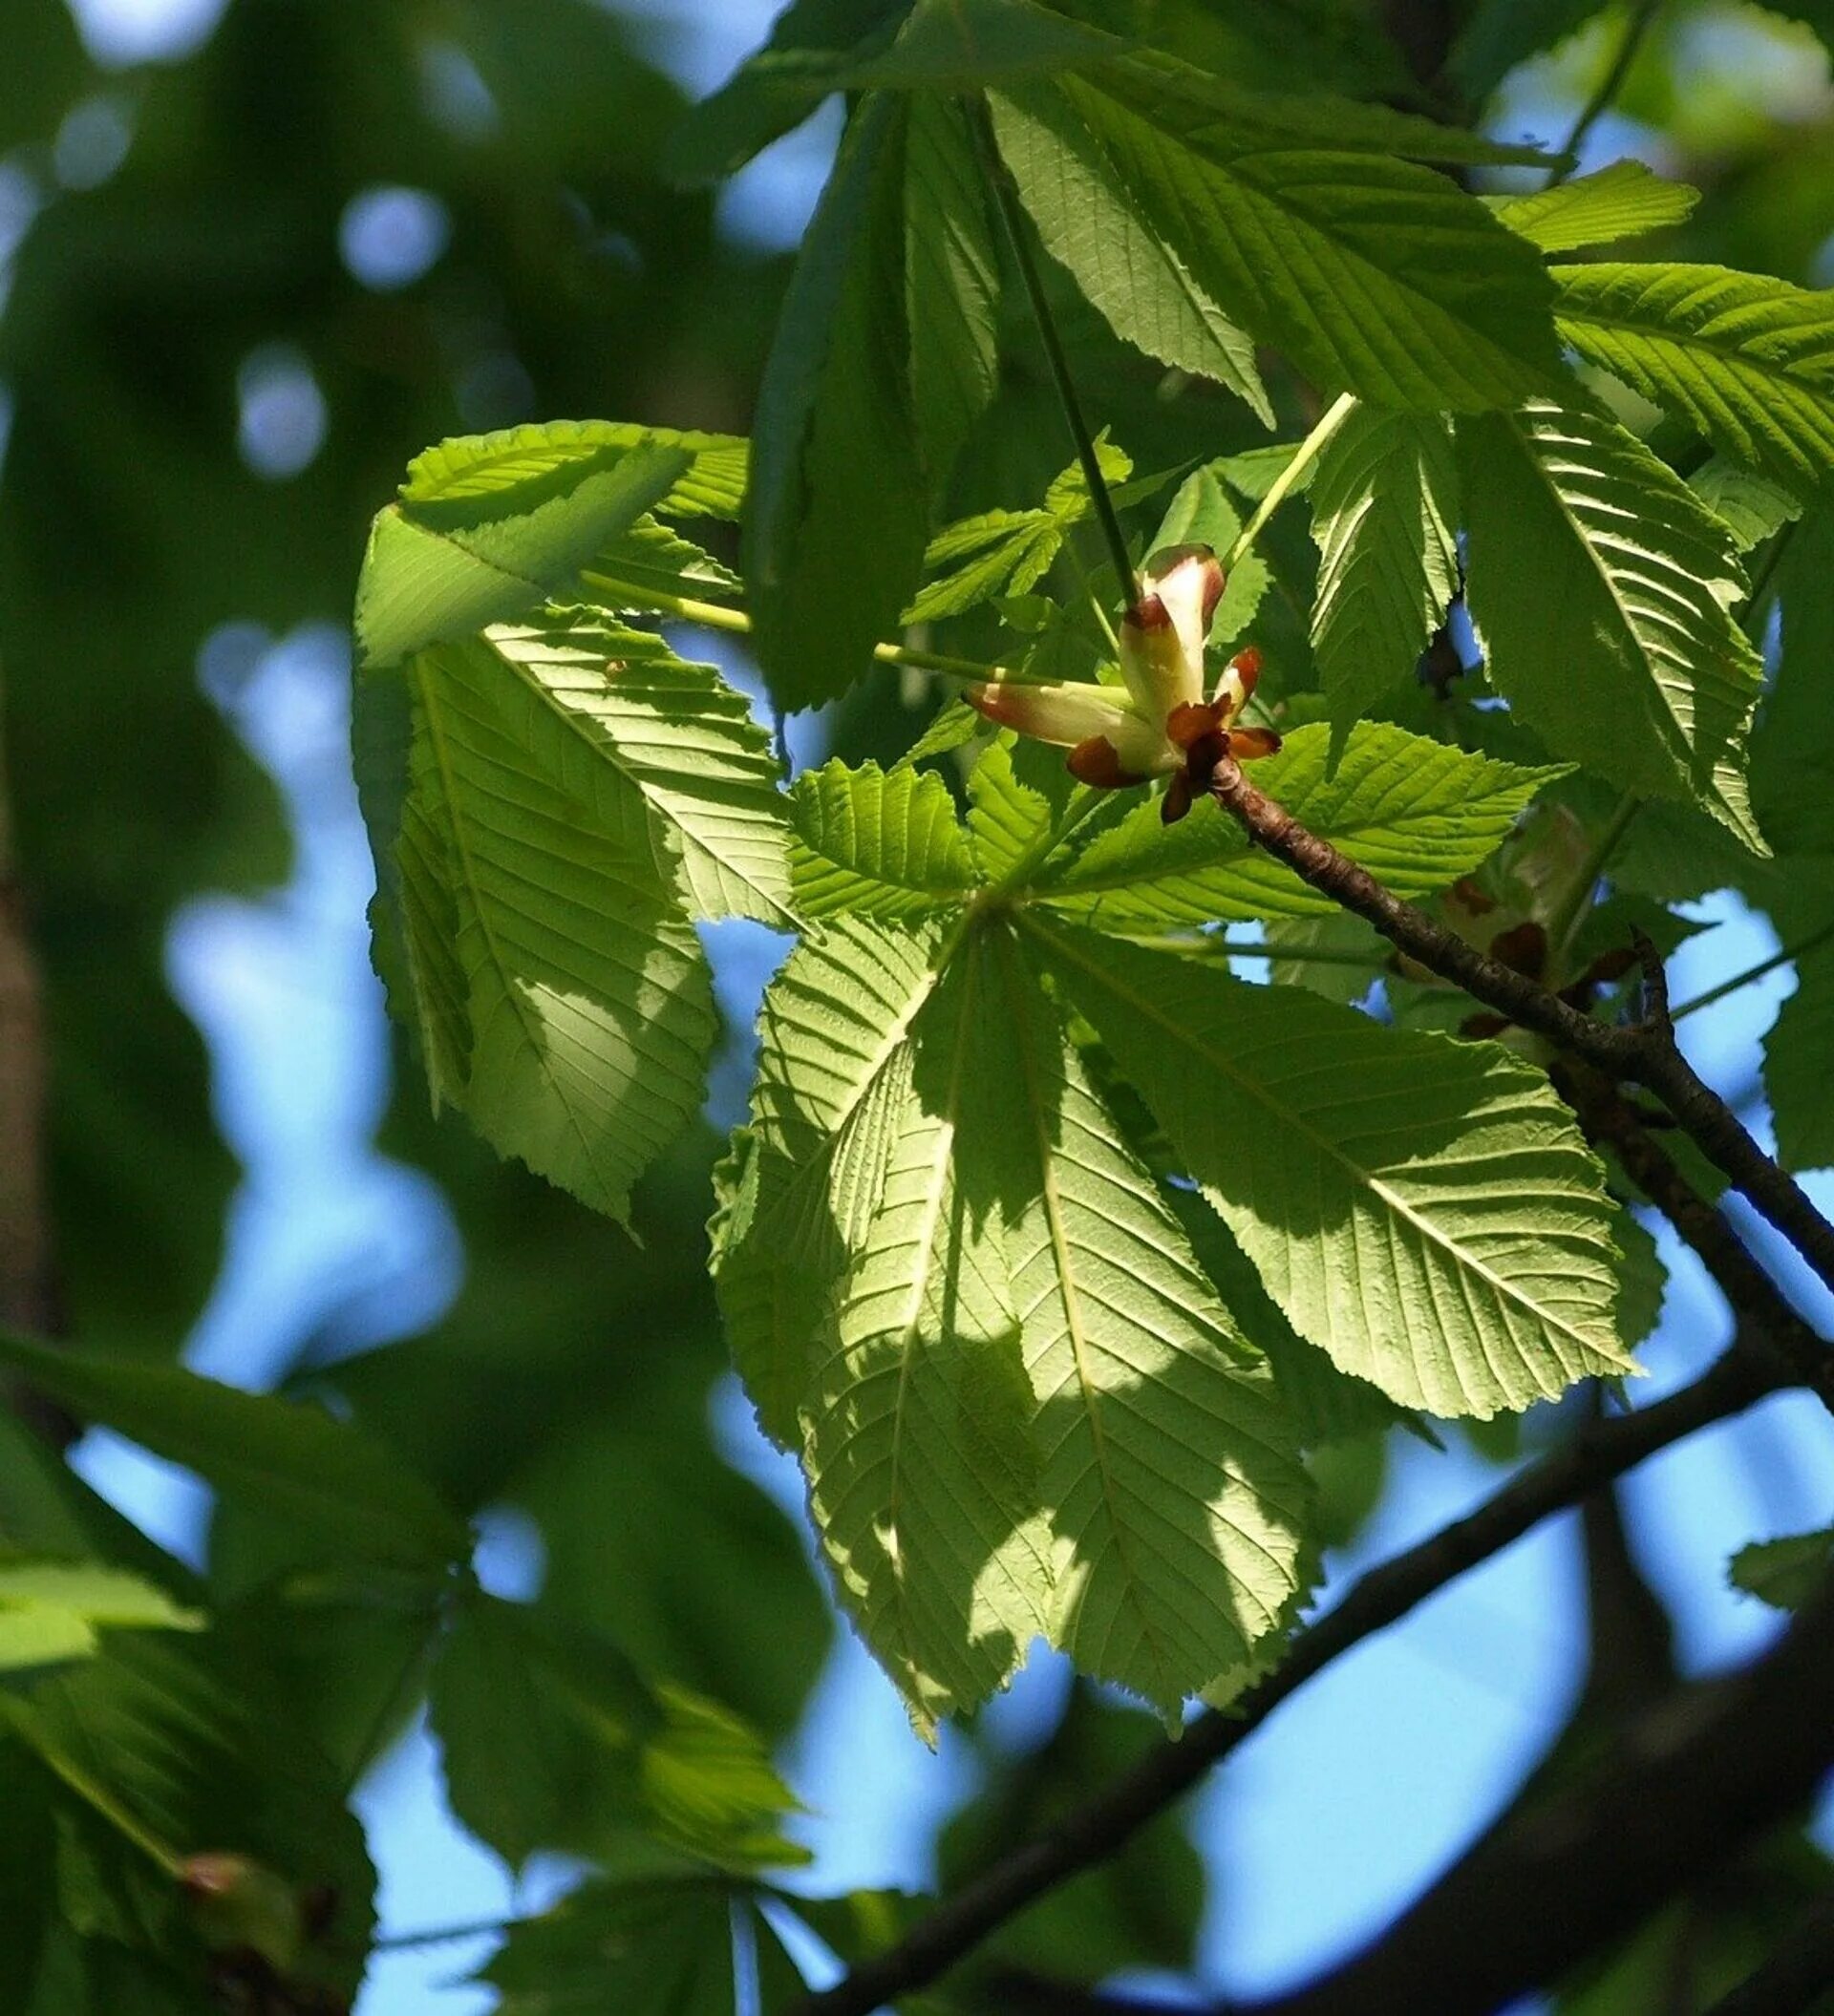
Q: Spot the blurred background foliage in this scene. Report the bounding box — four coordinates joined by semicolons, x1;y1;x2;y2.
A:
4;1;1834;2011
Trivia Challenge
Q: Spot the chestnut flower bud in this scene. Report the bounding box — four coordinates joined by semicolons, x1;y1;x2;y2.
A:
964;543;1280;820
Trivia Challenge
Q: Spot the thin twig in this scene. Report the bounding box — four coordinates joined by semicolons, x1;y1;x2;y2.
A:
1221;395;1358;575
1203;755;1834;1304
967;97;1141;607
1672;919;1834;1021
577;573;1054;689
1546;790;1639;979
1555;0;1665;180
791;1348;1781;2016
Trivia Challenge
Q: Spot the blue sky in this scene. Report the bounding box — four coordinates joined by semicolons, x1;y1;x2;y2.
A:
33;1;1834;2008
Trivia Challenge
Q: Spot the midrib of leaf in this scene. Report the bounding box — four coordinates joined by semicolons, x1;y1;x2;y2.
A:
1506;412;1736;772
1026;919;1626;1369
884;940;982;1687
759;910;977;1242
412;656;598;1181
404;508;546;596
496;639;789;925
996;930;1174;1694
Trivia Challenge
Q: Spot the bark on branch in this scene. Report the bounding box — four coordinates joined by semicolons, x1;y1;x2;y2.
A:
1004;1577;1834;2016
1205;756;1834;1303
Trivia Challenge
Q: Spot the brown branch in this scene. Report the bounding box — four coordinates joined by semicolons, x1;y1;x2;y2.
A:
1552;1059;1834;1414
1001;1575;1834;2016
1205;755;1834;1305
791;1348;1781;2016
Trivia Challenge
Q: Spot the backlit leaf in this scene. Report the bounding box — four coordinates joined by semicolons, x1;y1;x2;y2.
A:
1459;399;1767;847
1030;927;1633;1417
1308;409;1460;738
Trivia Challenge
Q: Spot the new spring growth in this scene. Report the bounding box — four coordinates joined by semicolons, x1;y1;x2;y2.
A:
964;544;1281;822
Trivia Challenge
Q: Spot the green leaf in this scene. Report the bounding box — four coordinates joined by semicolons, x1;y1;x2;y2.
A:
790;759;979;918
478;1873;781;2016
1150;466;1269;644
800;935;1053;1728
1766;930;1834;1173
1172;1194;1412;1447
1028;928;1634;1417
744;93;929;711
715;919;961;1447
0;1331;467;1575
0;1563;201;1676
12;1636;373;1998
1458;399;1768;847
1450;0;1610;101
839;0;1125;87
358;418;748;669
663;0;909;186
1753;514;1834;853
905;439;1134;625
894;694;982;768
994;67;1564;411
1308;409;1460;739
430;1593;802;1870
1118;50;1562;166
392;638;718;1224
903;94;1002;489
1728;1527;1834;1611
403;418;748;520
975;925;1311;1713
480;614;791;925
965;736;1056;881
1612;1206;1669;1349
1690;456;1802;553
1038;724;1563;928
719;916;1312;1719
986;80;1269;418
357;444;690;669
1552;264;1834;501
1486;161;1699;254
586;515;742;605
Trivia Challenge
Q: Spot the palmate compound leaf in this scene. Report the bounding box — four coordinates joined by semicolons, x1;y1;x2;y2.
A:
714;914;1312;1724
1307;409;1461;739
1552;264;1834;503
1026;924;1634;1418
1035;723;1566;930
388;634;719;1228
992;61;1563;414
1458;399;1768;849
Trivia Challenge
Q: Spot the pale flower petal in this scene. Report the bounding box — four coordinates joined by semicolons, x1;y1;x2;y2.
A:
1119;544;1225;718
